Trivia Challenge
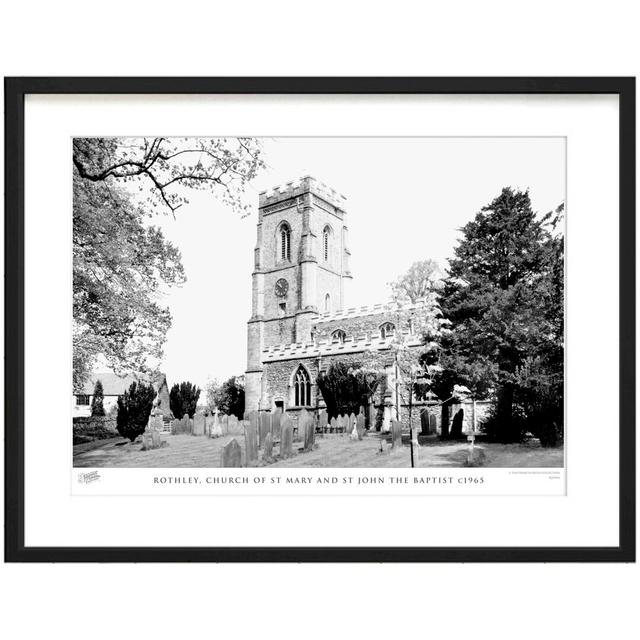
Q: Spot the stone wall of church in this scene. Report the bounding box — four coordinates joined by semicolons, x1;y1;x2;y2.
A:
313;311;398;342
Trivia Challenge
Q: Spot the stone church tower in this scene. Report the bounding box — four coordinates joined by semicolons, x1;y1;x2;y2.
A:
245;177;352;411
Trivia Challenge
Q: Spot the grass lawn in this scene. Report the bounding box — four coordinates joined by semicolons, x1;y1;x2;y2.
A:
73;432;563;468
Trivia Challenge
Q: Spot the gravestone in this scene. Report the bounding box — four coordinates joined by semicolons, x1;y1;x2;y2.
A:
280;415;293;459
259;412;271;447
193;413;205;436
350;421;358;441
420;411;430;436
303;414;315;451
220;414;229;435
356;413;366;440
382;407;392;433
221;438;242;467
205;415;214;436
318;410;328;435
248;411;259;438
349;413;357;436
391;419;403;449
142;430;163;450
337;414;345;434
172;414;192;435
450;408;464;439
149;414;163;431
244;419;258;466
271;410;282;441
211;412;223;438
429;413;438;435
228;414;239;435
295;409;310;442
263;432;274;462
330;417;337;434
368;403;376;431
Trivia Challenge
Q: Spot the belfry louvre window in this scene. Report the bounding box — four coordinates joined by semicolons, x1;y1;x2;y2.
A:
322;227;330;261
294;366;311;406
379;322;396;339
280;224;291;261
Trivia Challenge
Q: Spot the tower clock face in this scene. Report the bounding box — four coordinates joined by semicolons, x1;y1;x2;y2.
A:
275;278;289;297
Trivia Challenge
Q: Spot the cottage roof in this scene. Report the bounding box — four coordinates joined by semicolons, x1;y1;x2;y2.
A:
79;372;167;396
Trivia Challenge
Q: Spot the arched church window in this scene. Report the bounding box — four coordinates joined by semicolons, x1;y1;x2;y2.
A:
279;223;291;262
294;366;311;407
379;322;396;339
322;226;331;261
324;293;331;312
331;329;346;344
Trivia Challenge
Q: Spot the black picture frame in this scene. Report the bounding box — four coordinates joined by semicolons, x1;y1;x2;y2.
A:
4;77;635;563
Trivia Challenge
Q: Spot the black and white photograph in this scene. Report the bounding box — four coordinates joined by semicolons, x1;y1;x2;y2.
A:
72;136;565;473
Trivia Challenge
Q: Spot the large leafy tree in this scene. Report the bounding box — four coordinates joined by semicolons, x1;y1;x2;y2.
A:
73;137;264;389
169;381;201;419
205;376;245;419
389;259;442;303
438;188;564;442
73;137;264;215
73;174;185;389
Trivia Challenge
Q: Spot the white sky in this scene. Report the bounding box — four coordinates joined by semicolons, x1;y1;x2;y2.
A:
149;137;565;388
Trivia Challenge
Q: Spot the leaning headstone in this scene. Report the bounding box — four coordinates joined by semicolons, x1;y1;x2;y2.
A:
391;419;403;449
259;412;271;447
318;410;328;435
356;413;366;440
303;415;315;451
263;432;274;463
244;419;258;467
220;438;242;467
280;414;293;459
193;413;205;436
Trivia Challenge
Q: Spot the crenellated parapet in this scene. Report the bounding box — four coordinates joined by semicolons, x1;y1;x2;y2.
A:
261;329;424;363
259;175;347;215
314;299;428;323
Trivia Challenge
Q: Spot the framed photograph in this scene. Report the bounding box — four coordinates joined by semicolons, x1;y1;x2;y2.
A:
4;77;635;562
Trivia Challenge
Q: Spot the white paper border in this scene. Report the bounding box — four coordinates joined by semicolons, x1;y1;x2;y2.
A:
24;93;619;547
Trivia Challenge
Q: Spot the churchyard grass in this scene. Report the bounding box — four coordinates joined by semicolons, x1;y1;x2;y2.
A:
73;433;562;469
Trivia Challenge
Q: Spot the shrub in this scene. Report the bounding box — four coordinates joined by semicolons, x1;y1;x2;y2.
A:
91;379;105;416
169;381;201;419
116;381;156;442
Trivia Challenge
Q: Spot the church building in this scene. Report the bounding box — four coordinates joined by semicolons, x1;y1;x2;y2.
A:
245;176;428;431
